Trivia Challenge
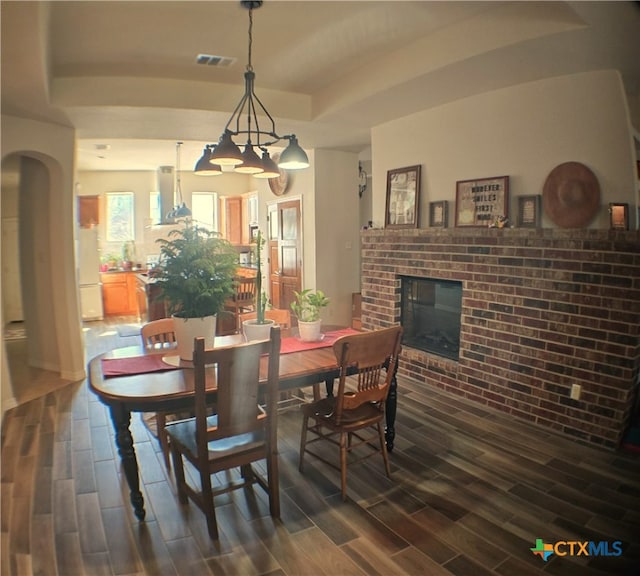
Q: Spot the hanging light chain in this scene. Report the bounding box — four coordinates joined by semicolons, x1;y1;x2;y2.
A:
247;6;253;72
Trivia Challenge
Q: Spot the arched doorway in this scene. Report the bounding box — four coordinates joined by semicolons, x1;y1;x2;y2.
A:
1;152;83;408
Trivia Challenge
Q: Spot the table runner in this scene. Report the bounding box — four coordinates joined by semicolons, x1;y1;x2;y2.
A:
102;354;180;377
279;327;359;354
101;327;359;377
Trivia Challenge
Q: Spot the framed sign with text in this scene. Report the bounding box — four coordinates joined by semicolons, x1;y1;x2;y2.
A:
455;176;509;227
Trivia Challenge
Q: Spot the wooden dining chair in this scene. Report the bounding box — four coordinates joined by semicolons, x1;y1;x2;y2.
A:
224;276;257;321
165;327;281;539
140;318;179;469
298;325;402;500
237;308;291;332
141;317;177;350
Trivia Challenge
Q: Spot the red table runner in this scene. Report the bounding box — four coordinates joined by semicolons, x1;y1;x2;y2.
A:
102;355;180;377
279;327;359;354
101;328;359;377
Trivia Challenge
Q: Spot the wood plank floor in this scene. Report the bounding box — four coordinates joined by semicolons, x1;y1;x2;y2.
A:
2;318;640;575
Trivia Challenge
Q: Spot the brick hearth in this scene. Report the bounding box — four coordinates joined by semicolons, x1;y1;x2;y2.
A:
361;228;640;448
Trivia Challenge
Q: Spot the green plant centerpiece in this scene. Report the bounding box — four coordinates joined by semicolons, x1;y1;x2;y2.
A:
242;229;274;341
151;222;238;359
291;289;330;342
253;229;268;324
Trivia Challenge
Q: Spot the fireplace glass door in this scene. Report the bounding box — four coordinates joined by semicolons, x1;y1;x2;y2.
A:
400;276;462;360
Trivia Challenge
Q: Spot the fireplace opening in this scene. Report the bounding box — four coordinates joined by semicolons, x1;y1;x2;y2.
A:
400;276;462;361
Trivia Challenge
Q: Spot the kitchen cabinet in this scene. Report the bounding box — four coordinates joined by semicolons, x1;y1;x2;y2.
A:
223;196;243;245
221;193;257;245
101;272;139;316
241;192;258;244
78;195;99;228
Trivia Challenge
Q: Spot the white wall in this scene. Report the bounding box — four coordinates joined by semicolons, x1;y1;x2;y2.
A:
372;70;637;230
314;149;360;325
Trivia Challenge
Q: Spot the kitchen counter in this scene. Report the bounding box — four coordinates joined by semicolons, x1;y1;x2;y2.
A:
102;267;147;274
135;272;156;284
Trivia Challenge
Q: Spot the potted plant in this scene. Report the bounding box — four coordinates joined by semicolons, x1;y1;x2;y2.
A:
242;229;275;341
291;289;330;342
151;222;238;360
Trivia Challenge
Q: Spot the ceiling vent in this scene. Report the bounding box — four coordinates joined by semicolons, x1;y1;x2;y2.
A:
196;54;236;67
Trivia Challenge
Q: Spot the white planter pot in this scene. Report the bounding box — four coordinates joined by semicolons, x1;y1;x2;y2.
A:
298;319;322;342
242;318;275;342
173;314;217;361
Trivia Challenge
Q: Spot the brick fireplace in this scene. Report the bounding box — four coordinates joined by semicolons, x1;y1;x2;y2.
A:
361;228;640;448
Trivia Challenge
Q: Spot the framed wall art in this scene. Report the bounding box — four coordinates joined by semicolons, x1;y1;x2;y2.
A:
609;203;629;230
385;165;421;229
455;176;509;227
517;195;541;228
429;201;448;228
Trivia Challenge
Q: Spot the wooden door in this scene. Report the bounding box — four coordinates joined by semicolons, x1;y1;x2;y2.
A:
268;200;302;317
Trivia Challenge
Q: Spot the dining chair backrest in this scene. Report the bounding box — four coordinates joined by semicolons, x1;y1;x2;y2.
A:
231;276;257;307
332;325;402;424
238;308;291;330
141;318;177;351
167;326;281;538
192;326;281;448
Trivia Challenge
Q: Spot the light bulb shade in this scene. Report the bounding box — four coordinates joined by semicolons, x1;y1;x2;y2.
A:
174;202;192;218
210;131;243;166
194;147;222;175
253;151;281;179
235;143;264;174
278;136;309;170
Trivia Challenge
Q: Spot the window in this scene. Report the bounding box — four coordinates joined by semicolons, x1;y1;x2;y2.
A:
106;192;135;242
192;192;219;232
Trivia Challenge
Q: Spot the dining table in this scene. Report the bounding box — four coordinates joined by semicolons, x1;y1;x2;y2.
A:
88;326;399;521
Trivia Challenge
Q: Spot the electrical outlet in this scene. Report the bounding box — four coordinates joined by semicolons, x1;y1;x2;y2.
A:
570;384;581;400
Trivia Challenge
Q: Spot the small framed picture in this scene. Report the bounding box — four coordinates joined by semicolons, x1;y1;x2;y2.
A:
429;201;448;228
385;165;421;229
455;176;509;227
517;195;541;228
609;203;629;230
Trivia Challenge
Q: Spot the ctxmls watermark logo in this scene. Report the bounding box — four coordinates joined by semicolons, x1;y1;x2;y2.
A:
531;539;622;562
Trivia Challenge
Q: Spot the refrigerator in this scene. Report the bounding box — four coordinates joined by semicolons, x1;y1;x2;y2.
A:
78;228;104;320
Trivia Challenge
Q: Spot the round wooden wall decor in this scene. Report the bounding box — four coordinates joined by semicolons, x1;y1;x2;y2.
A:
542;161;600;228
268;153;293;196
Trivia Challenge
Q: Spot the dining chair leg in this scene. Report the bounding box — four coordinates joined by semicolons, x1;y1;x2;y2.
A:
170;447;188;504
266;452;280;518
299;415;309;472
377;423;391;477
156;413;171;470
340;432;348;501
199;470;219;539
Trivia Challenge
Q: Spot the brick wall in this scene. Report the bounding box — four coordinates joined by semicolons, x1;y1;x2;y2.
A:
361;228;640;448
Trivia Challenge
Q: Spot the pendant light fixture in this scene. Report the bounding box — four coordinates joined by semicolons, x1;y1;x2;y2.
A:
194;144;222;176
167;141;192;220
196;0;309;177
